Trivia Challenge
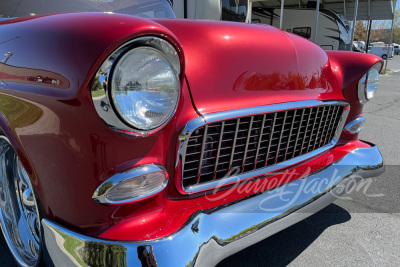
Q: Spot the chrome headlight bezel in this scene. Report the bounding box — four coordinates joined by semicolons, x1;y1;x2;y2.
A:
91;36;181;136
358;62;382;104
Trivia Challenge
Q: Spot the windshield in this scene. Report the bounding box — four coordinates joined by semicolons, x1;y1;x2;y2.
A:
0;0;175;20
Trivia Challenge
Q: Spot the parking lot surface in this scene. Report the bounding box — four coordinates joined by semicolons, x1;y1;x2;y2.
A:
1;57;399;267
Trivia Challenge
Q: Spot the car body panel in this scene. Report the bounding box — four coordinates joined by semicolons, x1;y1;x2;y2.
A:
153;18;345;115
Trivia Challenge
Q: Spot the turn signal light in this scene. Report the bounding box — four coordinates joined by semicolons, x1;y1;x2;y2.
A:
92;164;168;205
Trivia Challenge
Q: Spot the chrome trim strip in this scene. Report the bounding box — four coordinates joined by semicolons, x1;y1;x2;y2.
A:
177;100;350;194
92;164;168;205
344;116;365;134
42;145;384;267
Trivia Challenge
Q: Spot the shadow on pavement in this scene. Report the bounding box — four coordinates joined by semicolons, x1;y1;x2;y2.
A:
217;203;351;267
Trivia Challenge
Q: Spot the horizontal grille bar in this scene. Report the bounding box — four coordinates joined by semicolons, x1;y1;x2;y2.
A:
181;104;344;189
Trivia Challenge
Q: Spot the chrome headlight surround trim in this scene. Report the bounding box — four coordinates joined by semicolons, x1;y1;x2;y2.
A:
92;164;168;205
357;62;382;104
176;100;350;194
91;36;181;136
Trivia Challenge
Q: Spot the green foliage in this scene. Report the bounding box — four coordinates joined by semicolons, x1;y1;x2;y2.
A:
92;75;103;91
96;181;114;196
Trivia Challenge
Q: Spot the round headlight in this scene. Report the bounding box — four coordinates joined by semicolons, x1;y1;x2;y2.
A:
110;47;179;131
358;64;381;104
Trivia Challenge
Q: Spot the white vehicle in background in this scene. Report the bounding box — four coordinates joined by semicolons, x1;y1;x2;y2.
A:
172;0;352;51
393;44;399;55
368;45;394;59
370;42;385;47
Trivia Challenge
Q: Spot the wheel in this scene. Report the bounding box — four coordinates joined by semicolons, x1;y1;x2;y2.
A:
382;54;387;59
0;136;42;266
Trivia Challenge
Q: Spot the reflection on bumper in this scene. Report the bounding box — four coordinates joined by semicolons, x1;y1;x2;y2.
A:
42;145;384;267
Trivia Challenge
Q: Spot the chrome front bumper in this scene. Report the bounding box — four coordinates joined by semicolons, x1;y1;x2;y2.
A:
42;145;384;267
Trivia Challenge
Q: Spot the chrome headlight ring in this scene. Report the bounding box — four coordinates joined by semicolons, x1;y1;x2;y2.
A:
91;36;181;135
358;62;382;104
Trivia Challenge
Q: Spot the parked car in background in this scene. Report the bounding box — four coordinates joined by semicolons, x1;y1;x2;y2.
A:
370;41;385;47
0;0;385;266
394;44;400;55
368;45;394;59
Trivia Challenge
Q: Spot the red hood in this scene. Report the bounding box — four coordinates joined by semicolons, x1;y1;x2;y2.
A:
153;19;344;115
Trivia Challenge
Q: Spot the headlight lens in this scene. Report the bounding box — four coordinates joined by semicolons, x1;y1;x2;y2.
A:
365;68;379;100
358;63;381;104
110;47;179;130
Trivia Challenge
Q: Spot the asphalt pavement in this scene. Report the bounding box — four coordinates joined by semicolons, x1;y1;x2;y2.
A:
1;56;399;267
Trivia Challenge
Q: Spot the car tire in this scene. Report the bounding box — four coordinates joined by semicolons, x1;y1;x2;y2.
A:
382;54;387;59
0;136;44;267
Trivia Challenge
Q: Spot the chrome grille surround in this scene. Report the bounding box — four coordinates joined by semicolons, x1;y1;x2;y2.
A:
176;100;350;193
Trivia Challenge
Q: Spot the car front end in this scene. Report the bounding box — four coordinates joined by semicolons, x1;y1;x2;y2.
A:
0;5;384;267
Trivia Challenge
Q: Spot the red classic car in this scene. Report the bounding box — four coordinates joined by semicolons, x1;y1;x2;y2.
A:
0;0;384;266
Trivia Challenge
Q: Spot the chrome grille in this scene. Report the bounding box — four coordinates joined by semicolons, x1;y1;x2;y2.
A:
181;105;344;189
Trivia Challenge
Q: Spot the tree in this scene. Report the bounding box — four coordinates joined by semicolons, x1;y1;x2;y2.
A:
393;9;400;44
354;21;367;41
368;20;393;43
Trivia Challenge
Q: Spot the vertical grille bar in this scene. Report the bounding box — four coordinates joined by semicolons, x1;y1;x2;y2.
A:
228;118;240;174
197;125;208;184
213;121;225;179
325;106;339;143
292;109;305;157
242;116;254;171
300;108;313;155
307;107;320;153
313;107;326;150
319;106;332;147
285;110;297;160
254;114;266;169
275;111;288;163
265;113;277;166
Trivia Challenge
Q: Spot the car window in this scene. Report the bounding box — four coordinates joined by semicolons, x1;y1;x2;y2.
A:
221;0;247;22
293;27;312;39
0;0;175;19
